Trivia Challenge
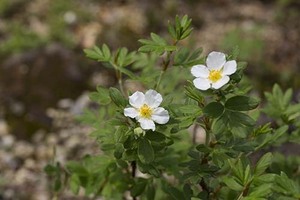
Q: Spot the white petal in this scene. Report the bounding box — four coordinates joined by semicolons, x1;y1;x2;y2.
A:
138;118;156;131
129;91;145;108
193;77;211;90
191;65;209;78
211;76;229;89
222;60;237;75
152;107;169;124
124;107;138;118
144;89;162;108
206;51;226;70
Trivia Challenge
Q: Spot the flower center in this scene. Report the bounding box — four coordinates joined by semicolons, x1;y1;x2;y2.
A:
139;104;152;119
208;70;222;83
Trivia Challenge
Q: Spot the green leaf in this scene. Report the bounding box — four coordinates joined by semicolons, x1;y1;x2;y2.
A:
115;64;137;79
114;143;124;159
89;86;111;105
243;164;252;184
44;164;58;175
184;84;204;103
109;87;127;108
114;47;136;68
66;161;89;176
254;153;273;176
70;174;80;195
228;159;245;182
84;45;111;62
230;46;239;60
131;178;148;197
166;186;186;200
246;184;272;198
145;131;166;142
203;102;224;118
146;184;156;200
211;117;227;134
173;47;203;67
54;177;62;192
183;184;193;199
138;33;176;54
274;172;300;197
254;173;276;184
196;144;211;154
102;44;111;60
138;138;154;164
169;15;193;41
150;33;166;45
222;177;244;191
229;111;256;127
84;46;103;60
225;95;259;111
177;104;202;115
174;47;189;64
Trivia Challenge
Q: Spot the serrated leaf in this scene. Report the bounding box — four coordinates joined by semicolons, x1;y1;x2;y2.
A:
84;46;103;60
84;46;111;62
254;173;276;184
115;47;128;67
102;44;111;60
225;95;259;111
247;183;272;198
89;86;111;105
184;84;204;103
150;32;166;45
254;153;273;176
138;138;154;164
223;177;244;191
274;172;300;197
243;164;252;184
138;33;176;54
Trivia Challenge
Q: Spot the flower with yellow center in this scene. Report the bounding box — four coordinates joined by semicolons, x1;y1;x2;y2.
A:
139;104;153;119
191;51;237;90
124;90;169;131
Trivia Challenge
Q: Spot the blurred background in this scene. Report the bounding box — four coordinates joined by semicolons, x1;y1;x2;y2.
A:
0;0;299;199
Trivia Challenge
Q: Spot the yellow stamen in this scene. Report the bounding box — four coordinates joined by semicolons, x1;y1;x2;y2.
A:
139;104;152;119
208;70;222;83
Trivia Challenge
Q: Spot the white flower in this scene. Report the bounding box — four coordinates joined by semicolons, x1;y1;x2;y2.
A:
191;51;237;90
124;90;170;131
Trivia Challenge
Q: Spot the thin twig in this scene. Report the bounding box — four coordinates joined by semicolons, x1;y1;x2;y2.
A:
131;161;137;200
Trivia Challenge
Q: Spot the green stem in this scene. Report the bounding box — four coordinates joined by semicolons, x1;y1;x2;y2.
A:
205;130;210;146
155;70;165;90
155;40;178;90
111;62;126;96
118;74;125;96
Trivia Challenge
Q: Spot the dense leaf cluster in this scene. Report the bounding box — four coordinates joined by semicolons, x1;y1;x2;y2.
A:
45;15;300;200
